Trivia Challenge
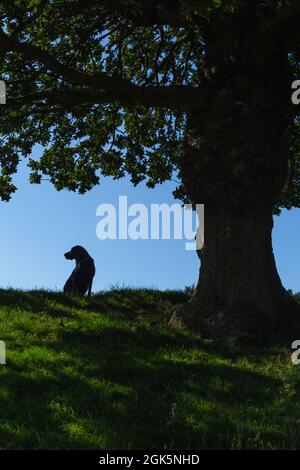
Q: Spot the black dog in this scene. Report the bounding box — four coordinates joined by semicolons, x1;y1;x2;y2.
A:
63;246;95;296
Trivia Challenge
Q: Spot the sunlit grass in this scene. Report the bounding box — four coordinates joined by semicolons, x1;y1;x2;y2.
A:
0;287;299;449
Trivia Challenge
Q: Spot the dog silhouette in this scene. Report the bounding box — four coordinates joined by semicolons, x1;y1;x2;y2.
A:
63;245;95;296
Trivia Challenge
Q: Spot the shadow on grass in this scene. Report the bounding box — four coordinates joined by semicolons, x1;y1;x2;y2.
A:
0;328;288;449
0;289;297;450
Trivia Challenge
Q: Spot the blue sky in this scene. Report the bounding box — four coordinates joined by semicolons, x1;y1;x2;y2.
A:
0;146;299;293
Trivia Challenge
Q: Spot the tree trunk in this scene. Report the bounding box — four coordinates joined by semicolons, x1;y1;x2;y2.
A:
169;66;300;338
190;207;300;337
170;204;300;337
168;19;300;338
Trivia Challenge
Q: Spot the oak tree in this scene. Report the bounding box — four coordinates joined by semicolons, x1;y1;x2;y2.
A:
1;0;300;336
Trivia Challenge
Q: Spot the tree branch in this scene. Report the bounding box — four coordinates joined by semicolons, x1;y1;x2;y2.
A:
125;0;185;27
0;33;204;111
260;1;300;51
64;0;187;27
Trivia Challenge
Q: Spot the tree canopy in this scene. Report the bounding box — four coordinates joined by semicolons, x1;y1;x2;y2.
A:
0;0;299;207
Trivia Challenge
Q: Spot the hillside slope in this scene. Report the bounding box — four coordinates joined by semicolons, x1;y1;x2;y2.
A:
0;288;299;450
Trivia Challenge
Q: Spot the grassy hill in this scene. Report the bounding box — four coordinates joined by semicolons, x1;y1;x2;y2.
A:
0;287;299;450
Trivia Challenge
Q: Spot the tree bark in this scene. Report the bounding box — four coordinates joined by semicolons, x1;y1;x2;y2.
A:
190;207;300;337
170;203;300;337
169;32;300;337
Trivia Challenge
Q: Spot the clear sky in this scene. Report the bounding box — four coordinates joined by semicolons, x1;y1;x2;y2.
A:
0;145;299;293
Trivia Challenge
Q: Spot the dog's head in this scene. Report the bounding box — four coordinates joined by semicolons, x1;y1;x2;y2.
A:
64;245;89;262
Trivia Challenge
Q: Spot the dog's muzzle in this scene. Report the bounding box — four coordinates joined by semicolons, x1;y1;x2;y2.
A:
64;251;73;260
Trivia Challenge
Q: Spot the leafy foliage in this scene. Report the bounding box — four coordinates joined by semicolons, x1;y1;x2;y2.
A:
0;0;298;207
